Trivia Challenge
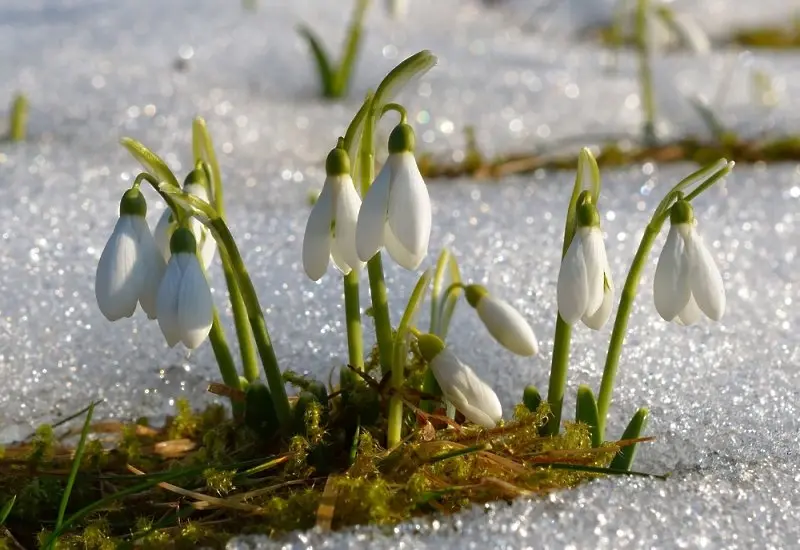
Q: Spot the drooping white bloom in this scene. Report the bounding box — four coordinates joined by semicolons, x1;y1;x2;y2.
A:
95;188;166;321
302;146;364;280
356;123;431;270
154;170;217;270
654;201;725;325
557;201;614;329
465;285;538;356
156;227;214;349
417;334;502;429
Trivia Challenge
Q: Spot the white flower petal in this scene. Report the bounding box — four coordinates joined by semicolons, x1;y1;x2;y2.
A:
386;152;431;269
581;227;607;316
156;256;184;347
557;235;589;324
302;182;335;281
95;216;143;321
333;175;364;273
687;229;725;321
677;293;702;326
176;254;214;349
582;284;614;330
185;183;217;269
430;348;502;428
654;224;691;322
477;296;538;356
153;209;176;263
131;216;166;319
355;163;392;262
384;223;424;270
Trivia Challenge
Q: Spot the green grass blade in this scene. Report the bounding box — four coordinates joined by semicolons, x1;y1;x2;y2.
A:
429;249;451;335
0;495;16;525
42;464;209;547
392;269;432;371
333;0;370;97
609;407;649;471
192;117;224;212
297;25;336;97
54;401;96;536
9;93;28;142
575;385;601;447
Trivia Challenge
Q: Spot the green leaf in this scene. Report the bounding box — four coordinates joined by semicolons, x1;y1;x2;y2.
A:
609;407;649;471
429;249;451;336
575;385;602;447
332;0;370;97
192;117;224;212
297;25;336;97
392;269;432;375
373;50;437;113
438;254;462;340
119;137;181;190
0;495;16;526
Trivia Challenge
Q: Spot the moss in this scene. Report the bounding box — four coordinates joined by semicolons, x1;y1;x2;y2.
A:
0;373;652;547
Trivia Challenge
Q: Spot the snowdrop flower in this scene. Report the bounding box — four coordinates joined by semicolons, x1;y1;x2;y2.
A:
95;188;166;321
356;123;431;270
653;199;725;325
417;333;502;429
302;145;364;280
156;227;214;349
154;169;217;270
557;197;614;329
464;284;538;356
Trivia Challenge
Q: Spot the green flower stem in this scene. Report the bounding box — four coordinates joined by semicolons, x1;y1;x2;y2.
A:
635;0;657;145
380;103;408;124
192;120;260;383
208;306;245;416
343;270;364;369
360;97;395;376
207;218;291;427
139;173;291;428
595;161;734;441
542;152;595;437
542;315;572;436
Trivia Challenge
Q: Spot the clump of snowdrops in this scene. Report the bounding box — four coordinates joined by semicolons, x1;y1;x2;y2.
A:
95;49;732;489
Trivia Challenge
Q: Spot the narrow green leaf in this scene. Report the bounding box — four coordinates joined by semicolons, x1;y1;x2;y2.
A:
543;462;667;480
575;385;602;447
438;254;462;340
119;137;181;190
373;50;437;112
343;92;372;187
522;385;542;413
297;25;336;97
192;117;224;212
333;0;369;97
9;93;28;142
54;401;96;535
429;249;451;335
392;269;432;374
0;495;16;525
609;407;649;471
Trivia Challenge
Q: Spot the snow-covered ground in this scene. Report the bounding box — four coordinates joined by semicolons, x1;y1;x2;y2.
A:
1;0;799;548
